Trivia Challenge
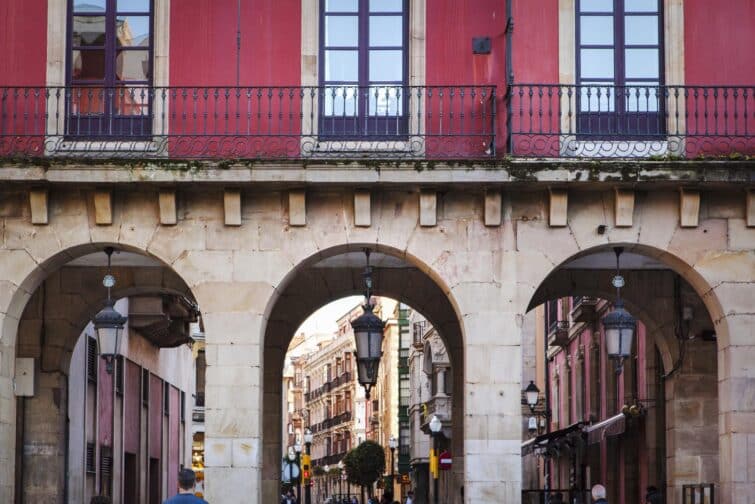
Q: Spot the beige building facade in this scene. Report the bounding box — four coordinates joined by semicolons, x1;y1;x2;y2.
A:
0;168;753;503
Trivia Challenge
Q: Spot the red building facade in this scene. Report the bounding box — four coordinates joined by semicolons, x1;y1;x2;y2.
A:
0;0;752;160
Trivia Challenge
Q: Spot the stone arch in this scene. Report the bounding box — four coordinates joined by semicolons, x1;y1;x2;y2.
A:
521;242;727;504
259;243;467;503
0;240;197;503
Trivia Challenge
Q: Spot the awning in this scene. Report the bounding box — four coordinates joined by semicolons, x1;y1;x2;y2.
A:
585;412;626;445
521;422;585;457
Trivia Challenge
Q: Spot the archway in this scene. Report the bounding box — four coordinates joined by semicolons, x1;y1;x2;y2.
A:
523;244;722;504
0;242;198;503
260;244;466;503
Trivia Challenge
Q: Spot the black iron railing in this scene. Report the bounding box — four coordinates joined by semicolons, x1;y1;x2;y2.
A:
0;85;496;160
509;84;755;158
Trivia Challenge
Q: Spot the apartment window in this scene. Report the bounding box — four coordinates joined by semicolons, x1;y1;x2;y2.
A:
319;0;408;137
576;0;663;135
67;0;153;137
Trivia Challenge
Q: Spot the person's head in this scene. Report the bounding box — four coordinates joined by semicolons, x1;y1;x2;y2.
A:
591;484;607;501
407;491;414;497
178;468;197;492
90;497;112;504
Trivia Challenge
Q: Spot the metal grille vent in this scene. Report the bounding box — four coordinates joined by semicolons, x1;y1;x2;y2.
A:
86;337;97;383
85;442;96;474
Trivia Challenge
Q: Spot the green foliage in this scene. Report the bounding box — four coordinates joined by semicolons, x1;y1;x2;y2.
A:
343;440;386;492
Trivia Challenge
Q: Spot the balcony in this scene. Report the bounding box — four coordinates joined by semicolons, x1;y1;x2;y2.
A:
0;85;496;161
548;320;570;348
570;296;599;323
508;84;755;158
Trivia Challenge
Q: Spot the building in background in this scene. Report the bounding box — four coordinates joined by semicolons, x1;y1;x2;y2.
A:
67;295;199;504
407;310;454;504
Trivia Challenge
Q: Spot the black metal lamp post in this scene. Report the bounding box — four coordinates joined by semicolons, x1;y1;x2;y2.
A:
94;247;127;374
304;429;313;504
351;249;385;400
429;415;442;504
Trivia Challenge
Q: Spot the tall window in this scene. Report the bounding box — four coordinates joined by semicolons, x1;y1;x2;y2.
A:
320;0;408;137
68;0;153;136
576;0;663;135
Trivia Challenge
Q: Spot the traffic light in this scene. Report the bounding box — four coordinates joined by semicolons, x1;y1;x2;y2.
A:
301;454;311;484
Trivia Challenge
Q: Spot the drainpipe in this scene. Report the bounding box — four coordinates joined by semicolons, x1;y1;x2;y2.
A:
504;0;514;154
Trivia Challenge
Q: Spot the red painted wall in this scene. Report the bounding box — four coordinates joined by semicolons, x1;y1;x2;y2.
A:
0;0;47;85
684;0;755;85
512;0;559;84
99;358;114;448
169;0;301;86
124;360;141;455
168;386;181;497
683;0;755;156
424;0;507;157
149;374;163;460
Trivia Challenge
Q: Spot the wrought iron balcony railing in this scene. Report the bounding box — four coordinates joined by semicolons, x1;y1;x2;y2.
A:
0;85;496;160
508;84;755;158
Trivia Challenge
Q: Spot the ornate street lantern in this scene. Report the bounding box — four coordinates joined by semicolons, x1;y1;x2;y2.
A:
93;247;127;374
603;247;636;373
524;380;540;412
351;249;385;399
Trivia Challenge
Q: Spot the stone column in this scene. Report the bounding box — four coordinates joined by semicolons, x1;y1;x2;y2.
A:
458;281;522;503
717;312;755;504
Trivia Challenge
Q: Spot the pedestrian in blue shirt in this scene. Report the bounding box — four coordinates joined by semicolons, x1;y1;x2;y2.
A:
164;469;208;504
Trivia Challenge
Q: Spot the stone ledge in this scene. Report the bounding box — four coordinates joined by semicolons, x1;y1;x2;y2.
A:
0;159;753;187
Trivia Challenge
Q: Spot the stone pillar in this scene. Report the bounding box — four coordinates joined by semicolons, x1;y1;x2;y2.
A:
664;338;719;504
20;371;68;503
436;368;446;397
198;304;266;503
717;312;755;504
460;280;522;503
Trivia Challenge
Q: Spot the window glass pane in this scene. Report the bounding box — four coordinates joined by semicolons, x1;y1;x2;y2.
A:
73;16;106;46
368;85;403;115
625;83;660;112
625;0;658;12
369;50;403;81
325;50;359;81
625;49;659;78
579;0;613;12
580;84;615;112
325;0;358;12
69;86;106;114
325;16;358;46
114;86;150;115
117;0;150;12
369;16;402;46
580;49;614;79
369;0;403;12
580;15;613;45
117;16;151;47
116;49;150;81
323;86;359;116
71;49;106;79
625;15;658;45
74;0;106;12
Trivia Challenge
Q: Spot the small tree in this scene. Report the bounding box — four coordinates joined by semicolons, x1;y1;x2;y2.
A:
343;440;386;499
